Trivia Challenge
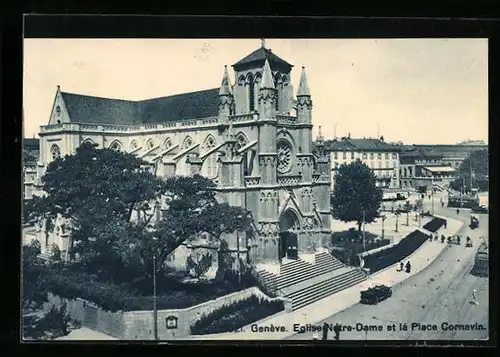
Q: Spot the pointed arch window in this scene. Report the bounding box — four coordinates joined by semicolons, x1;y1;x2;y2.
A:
50;144;61;160
274;73;282;112
202;135;218;179
130;140;138;151
110;141;122;151
248;74;255;112
164;138;172;149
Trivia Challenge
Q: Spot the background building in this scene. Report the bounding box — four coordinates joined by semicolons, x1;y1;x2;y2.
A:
402;143;487;169
322;136;401;191
399;146;457;191
23;137;39;200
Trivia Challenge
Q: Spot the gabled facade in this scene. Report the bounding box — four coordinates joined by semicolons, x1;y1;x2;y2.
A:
31;43;331;265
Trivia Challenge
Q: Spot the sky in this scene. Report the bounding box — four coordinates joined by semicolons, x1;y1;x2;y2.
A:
23;38;488;145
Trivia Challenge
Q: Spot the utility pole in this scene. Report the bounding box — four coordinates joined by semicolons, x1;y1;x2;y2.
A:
152;237;158;341
362;209;366;252
469;157;473;193
431;177;435;216
236;214;242;286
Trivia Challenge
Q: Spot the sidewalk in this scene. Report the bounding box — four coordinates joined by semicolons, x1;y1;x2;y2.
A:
190;215;464;340
331;212;432;246
55;327;118;340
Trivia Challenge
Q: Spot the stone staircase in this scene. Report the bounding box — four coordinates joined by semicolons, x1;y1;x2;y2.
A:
288;268;367;311
257;252;367;310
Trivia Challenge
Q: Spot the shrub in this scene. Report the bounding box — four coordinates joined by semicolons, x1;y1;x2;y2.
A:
50;244;62;262
190;295;284;335
423;218;447;233
363;230;429;274
38;264;256;312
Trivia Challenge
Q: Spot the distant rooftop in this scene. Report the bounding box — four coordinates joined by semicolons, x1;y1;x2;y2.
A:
321;137;399;152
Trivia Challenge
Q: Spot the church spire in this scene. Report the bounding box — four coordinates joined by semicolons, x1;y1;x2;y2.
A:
261;59;275;89
260;38;266;49
297;66;311;97
219;65;233;96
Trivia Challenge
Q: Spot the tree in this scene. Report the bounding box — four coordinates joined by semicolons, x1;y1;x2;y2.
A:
22;240;49;311
330;159;383;236
186;251;213;279
450;149;489;192
24;142;253;283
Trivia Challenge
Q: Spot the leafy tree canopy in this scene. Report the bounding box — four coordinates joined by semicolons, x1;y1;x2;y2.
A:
24;142;253;283
458;149;488;179
450;149;489;192
330;159;383;233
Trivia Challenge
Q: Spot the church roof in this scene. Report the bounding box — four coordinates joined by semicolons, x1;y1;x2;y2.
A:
61;88;220;125
232;47;293;71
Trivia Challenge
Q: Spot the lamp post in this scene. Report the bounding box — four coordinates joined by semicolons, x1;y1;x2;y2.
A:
362;210;366;252
236;214;243;286
431;177;435;216
152;200;160;341
381;214;386;239
395;212;399;233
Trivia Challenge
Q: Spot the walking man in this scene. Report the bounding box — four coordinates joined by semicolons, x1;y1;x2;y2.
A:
322;322;329;340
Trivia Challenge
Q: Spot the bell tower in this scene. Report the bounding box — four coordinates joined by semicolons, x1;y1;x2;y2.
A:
231;40;294;115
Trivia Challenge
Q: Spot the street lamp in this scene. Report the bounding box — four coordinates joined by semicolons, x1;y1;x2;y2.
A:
236;214;243;286
431;177;435;216
381;214;386;239
152;199;161;341
395;212;399;233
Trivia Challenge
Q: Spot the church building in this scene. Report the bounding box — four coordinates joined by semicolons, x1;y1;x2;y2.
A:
32;42;331;265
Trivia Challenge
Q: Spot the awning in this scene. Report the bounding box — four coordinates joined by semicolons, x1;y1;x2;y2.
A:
423;166;456;173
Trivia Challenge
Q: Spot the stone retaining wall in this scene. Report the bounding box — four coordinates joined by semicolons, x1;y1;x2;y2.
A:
46;286;288;340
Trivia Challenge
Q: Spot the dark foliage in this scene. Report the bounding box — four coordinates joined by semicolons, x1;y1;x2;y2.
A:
363;228;437;274
190;295;284;335
331;239;391;266
23;303;74;340
331;160;383;235
422;218;447;233
24;142;253;284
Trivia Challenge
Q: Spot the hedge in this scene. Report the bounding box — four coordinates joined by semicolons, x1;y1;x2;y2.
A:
331;239;391;266
422;217;447;233
363;230;429;274
37;267;248;312
190;295;284;335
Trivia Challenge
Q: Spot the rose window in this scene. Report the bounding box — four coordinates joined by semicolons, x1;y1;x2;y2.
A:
277;141;292;174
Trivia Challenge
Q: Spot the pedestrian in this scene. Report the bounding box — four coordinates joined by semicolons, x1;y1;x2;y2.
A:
441;235;445;243
405;261;411;273
456;208;460;215
333;323;341;340
399;261;404;272
444;221;447;229
457;236;461;245
322;322;329;340
434;234;438;241
471;289;479;305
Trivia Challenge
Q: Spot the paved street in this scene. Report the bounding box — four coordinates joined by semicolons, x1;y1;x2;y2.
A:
288;204;489;341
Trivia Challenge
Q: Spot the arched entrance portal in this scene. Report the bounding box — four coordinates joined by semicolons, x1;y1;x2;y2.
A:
279;210;300;261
